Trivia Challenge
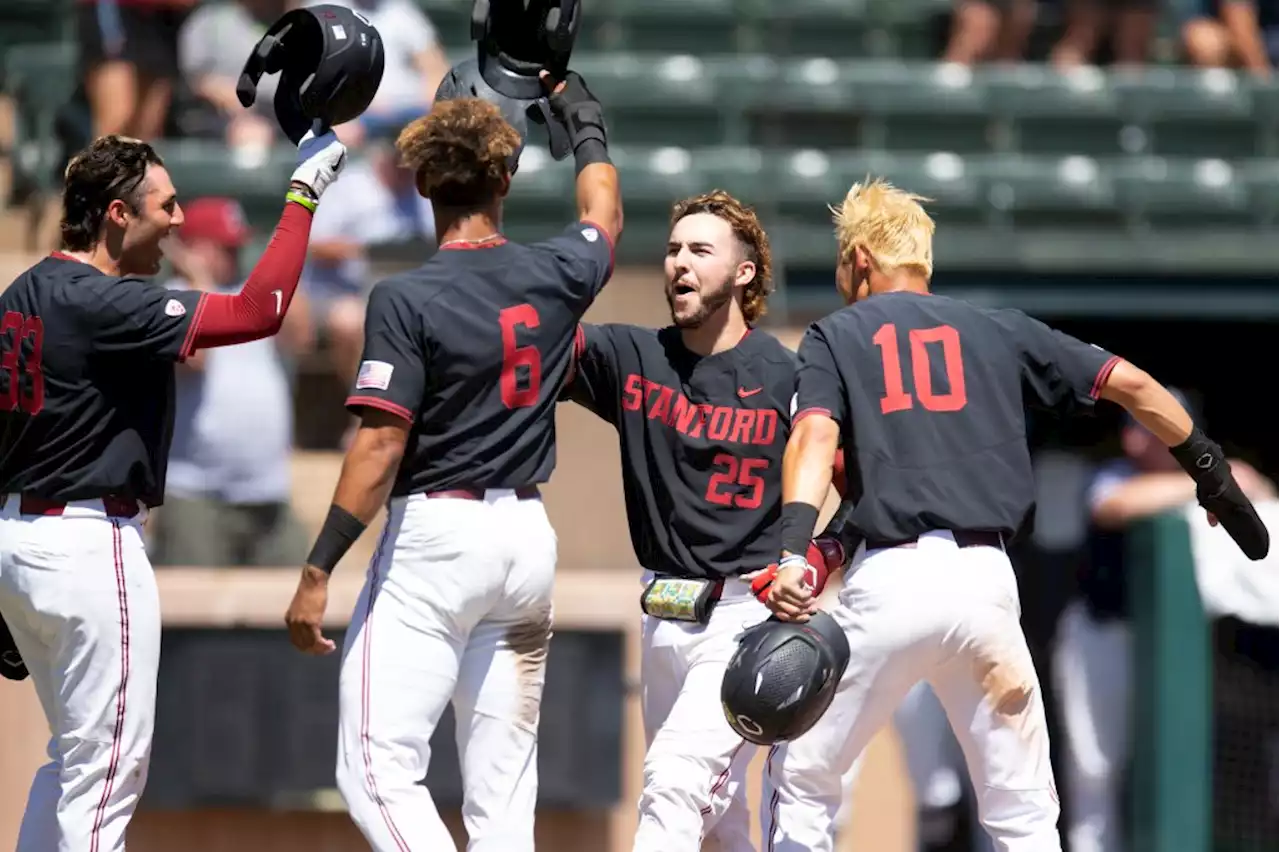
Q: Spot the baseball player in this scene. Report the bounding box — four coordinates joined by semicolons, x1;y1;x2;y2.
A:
282;77;621;852
562;190;852;851
758;178;1267;852
0;129;347;850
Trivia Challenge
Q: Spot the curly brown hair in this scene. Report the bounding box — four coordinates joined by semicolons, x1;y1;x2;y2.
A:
61;135;164;251
396;98;521;210
670;190;773;324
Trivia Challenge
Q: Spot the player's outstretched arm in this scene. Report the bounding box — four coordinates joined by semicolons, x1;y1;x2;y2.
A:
541;70;623;245
180;129;347;354
1099;359;1270;560
284;409;410;655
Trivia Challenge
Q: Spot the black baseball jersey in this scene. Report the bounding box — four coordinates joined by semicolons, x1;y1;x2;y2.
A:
796;291;1120;544
348;223;613;496
567;324;800;580
0;253;205;506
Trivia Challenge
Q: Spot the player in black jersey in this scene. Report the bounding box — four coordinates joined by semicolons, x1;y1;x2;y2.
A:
761;179;1269;852
283;76;621;852
565;191;851;852
0;130;347;850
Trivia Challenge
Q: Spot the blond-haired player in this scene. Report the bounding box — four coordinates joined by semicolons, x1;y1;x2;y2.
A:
562;190;854;851
758;178;1263;851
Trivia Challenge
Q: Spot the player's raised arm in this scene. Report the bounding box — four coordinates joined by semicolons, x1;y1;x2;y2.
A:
178;130;347;354
541;70;622;246
1098;359;1270;559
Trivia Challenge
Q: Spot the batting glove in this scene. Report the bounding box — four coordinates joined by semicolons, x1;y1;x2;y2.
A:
750;535;846;605
290;127;348;203
0;614;28;682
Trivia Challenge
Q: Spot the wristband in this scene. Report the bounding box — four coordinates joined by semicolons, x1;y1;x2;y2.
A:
286;188;318;213
573;137;611;174
1169;426;1225;483
780;501;820;558
306;504;367;575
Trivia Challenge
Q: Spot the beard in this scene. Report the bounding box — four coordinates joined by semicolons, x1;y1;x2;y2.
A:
668;274;735;329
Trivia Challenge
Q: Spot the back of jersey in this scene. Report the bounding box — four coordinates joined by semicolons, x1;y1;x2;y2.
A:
796;291;1118;542
346;223;614;495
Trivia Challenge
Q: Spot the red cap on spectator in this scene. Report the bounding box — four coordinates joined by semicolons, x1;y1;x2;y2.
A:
180;197;252;247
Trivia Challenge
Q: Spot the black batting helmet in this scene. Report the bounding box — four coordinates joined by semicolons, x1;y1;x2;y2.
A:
433;57;529;176
237;4;385;144
721;612;851;746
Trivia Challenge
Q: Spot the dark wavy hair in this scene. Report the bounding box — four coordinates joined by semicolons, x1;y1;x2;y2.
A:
395;98;521;210
670;190;774;324
60;135;165;251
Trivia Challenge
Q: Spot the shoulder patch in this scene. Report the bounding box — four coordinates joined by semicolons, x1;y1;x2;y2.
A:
356;360;394;391
164;299;187;317
580;226;599;243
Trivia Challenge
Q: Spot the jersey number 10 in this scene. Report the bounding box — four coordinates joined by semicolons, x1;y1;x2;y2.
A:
873;322;967;414
499;304;542;409
1;310;44;415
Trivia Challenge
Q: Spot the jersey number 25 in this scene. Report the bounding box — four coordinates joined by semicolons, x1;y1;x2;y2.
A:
873;322;967;414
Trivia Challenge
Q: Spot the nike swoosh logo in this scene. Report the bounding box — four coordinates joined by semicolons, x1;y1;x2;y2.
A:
738;387;763;398
271;289;283;315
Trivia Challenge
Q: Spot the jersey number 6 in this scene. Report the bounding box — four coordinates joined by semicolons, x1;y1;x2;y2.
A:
1;311;44;415
499;304;542;409
873;322;967;414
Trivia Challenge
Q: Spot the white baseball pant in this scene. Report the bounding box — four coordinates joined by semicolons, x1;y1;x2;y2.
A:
1052;599;1131;852
336;489;557;852
767;530;1062;852
634;573;767;852
0;494;158;852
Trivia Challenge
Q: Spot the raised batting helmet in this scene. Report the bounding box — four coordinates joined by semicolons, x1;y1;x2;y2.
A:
433;57;530;176
237;4;385;144
721;612;851;745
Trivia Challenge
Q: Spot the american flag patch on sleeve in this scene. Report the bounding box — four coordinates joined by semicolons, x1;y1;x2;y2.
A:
356;360;394;390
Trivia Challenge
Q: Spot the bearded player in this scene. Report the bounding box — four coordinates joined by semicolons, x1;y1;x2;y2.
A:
563;190;853;851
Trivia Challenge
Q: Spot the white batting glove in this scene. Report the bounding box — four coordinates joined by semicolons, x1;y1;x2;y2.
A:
290;128;348;200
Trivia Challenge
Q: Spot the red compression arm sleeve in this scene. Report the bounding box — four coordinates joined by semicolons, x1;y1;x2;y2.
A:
181;202;314;356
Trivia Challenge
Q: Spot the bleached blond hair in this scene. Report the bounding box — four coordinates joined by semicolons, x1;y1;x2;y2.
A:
830;177;936;279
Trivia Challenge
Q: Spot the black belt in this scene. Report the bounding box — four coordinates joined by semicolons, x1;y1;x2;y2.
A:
864;530;1004;551
0;493;139;518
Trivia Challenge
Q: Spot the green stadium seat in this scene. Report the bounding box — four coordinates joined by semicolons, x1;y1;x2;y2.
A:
847;62;992;153
5;41;79;194
1248;78;1278;158
1113;67;1257;157
152;140;297;224
415;0;472;48
984;65;1129;156
1112;156;1252;226
594;0;742;54
969;154;1124;227
1239;158;1278;223
737;0;870;57
572;54;728;148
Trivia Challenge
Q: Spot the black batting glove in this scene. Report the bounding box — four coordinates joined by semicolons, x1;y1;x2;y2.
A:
0;614;29;682
547;71;608;153
1170;428;1270;560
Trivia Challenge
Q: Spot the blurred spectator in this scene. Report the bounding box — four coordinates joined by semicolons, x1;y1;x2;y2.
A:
941;0;1037;64
1053;393;1276;852
76;0;197;139
177;0;293;160
149;197;313;568
1049;0;1159;68
1182;0;1277;77
302;0;450;148
301;140;434;420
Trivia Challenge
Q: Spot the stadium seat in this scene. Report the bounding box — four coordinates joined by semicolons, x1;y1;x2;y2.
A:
595;0;742;54
4;41;80;195
969;154;1124;228
1112;156;1253;227
572;54;728;148
984;65;1129;156
1238;157;1278;224
737;0;870;57
1114;67;1257;158
152;140;297;224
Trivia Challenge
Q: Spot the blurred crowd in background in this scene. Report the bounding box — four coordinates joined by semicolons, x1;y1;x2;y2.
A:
0;1;1274;851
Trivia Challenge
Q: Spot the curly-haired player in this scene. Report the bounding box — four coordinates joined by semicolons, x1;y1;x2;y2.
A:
562;190;852;851
283;72;620;852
